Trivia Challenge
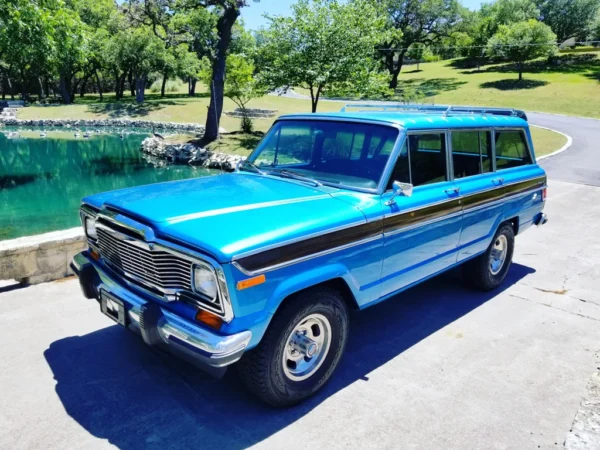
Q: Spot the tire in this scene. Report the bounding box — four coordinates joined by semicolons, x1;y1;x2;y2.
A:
237;287;349;407
466;222;515;291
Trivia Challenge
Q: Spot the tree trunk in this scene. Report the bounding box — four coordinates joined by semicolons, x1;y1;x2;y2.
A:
79;76;89;98
309;85;322;113
119;73;127;99
38;77;45;99
129;70;135;97
95;70;103;101
161;72;168;97
388;50;407;89
200;6;240;146
135;76;146;103
59;73;72;104
189;78;197;96
518;62;523;81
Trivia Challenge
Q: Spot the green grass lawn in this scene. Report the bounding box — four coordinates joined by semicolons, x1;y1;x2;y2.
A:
17;53;584;156
530;125;568;157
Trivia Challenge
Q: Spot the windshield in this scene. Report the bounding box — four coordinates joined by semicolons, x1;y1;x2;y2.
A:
245;120;400;190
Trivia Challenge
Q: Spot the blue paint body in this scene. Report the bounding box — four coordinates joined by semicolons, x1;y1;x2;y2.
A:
80;111;547;352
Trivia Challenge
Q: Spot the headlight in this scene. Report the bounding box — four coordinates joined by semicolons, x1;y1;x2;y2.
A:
85;216;98;240
193;264;218;302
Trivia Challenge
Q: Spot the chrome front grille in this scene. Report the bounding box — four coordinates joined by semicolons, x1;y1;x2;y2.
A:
96;226;193;292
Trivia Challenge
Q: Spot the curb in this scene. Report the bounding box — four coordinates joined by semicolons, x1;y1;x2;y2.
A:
530;124;573;161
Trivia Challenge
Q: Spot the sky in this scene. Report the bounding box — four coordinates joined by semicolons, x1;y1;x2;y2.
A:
241;0;487;30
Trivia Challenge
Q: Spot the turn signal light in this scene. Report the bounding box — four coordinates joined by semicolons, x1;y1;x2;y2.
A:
195;309;223;330
542;187;547;201
237;274;266;291
90;249;100;261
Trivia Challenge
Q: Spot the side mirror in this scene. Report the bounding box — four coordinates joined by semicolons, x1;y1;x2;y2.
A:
385;181;413;206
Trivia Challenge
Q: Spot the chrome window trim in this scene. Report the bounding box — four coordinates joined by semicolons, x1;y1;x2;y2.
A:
93;212;234;322
252;116;405;195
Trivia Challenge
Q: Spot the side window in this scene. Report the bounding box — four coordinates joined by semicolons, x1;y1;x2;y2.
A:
408;133;447;186
387;141;410;188
495;130;532;170
451;130;492;179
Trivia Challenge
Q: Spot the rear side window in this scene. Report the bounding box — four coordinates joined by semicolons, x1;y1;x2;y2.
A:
451;131;492;179
495;130;532;170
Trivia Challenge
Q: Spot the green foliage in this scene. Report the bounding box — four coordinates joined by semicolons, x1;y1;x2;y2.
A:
487;19;557;80
535;0;600;43
483;0;539;26
258;0;389;111
379;0;464;86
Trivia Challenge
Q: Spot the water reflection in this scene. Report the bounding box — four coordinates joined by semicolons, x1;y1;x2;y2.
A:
0;127;217;240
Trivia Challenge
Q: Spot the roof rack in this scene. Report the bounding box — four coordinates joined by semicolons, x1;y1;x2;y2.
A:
339;103;528;121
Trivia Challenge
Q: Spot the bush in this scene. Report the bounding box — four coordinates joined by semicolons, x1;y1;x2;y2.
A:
240;115;254;133
149;78;183;93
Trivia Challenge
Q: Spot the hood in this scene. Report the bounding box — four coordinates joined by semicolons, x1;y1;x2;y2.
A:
83;173;367;262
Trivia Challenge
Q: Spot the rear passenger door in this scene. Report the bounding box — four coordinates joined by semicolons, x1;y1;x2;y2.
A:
380;132;463;298
450;129;506;262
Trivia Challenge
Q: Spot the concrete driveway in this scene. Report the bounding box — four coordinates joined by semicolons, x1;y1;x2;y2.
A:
1;115;599;449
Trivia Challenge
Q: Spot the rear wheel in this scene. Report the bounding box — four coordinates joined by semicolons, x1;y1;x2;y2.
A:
237;287;349;407
466;223;515;291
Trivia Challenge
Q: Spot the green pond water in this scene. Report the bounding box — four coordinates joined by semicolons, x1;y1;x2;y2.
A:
0;127;217;240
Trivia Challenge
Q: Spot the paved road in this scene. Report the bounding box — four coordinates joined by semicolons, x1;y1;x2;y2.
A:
1;178;600;450
528;112;600;187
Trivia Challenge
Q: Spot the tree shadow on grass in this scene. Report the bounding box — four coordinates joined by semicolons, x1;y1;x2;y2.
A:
86;100;179;118
480;79;549;90
397;78;468;97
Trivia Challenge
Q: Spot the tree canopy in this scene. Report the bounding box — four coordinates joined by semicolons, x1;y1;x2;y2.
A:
258;0;389;112
487;19;557;80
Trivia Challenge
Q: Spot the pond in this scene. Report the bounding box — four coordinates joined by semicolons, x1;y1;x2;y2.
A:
0;127;218;240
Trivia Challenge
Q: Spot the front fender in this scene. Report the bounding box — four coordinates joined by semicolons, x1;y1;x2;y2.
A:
265;263;359;315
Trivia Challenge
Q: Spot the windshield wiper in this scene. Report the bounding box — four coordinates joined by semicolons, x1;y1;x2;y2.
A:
239;160;265;175
269;169;322;187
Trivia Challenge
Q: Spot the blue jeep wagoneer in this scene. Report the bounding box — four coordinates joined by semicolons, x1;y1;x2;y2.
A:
72;104;548;406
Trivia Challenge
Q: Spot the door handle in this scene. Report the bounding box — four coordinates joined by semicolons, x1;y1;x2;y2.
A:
444;186;460;195
492;177;505;185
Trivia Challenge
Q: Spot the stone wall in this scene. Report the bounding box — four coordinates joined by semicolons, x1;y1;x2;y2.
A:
141;136;246;171
0;117;207;133
0;228;86;285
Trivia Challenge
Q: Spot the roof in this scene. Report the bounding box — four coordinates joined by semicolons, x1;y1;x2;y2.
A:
278;111;529;130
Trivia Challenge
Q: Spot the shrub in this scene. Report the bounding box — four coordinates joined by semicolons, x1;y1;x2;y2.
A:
149;78;183;93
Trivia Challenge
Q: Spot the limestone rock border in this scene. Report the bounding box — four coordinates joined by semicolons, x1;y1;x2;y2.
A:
0;228;86;285
0;117;206;133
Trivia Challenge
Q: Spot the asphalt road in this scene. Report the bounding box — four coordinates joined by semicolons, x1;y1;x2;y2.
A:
1;113;599;449
529;112;600;187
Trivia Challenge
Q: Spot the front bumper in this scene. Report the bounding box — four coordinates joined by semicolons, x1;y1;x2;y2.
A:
71;251;251;375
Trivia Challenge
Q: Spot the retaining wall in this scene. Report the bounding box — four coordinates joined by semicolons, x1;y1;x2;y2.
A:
0;228;86;285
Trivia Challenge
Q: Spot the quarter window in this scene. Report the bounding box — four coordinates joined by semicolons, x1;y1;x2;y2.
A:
495;130;532;170
451;131;492;179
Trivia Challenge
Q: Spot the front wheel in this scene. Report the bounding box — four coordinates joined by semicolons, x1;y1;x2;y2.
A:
466;222;515;291
237;287;349;407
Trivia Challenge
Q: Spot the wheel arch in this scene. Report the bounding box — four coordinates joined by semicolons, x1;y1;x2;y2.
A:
265;265;360;318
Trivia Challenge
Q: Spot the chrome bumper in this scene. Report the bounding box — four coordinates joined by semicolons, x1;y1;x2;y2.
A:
71;251;251;374
535;212;549;226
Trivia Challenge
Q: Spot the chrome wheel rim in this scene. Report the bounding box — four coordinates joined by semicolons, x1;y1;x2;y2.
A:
282;313;332;382
489;234;508;275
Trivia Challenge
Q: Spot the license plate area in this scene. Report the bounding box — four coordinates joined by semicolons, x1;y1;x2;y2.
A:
100;291;127;327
